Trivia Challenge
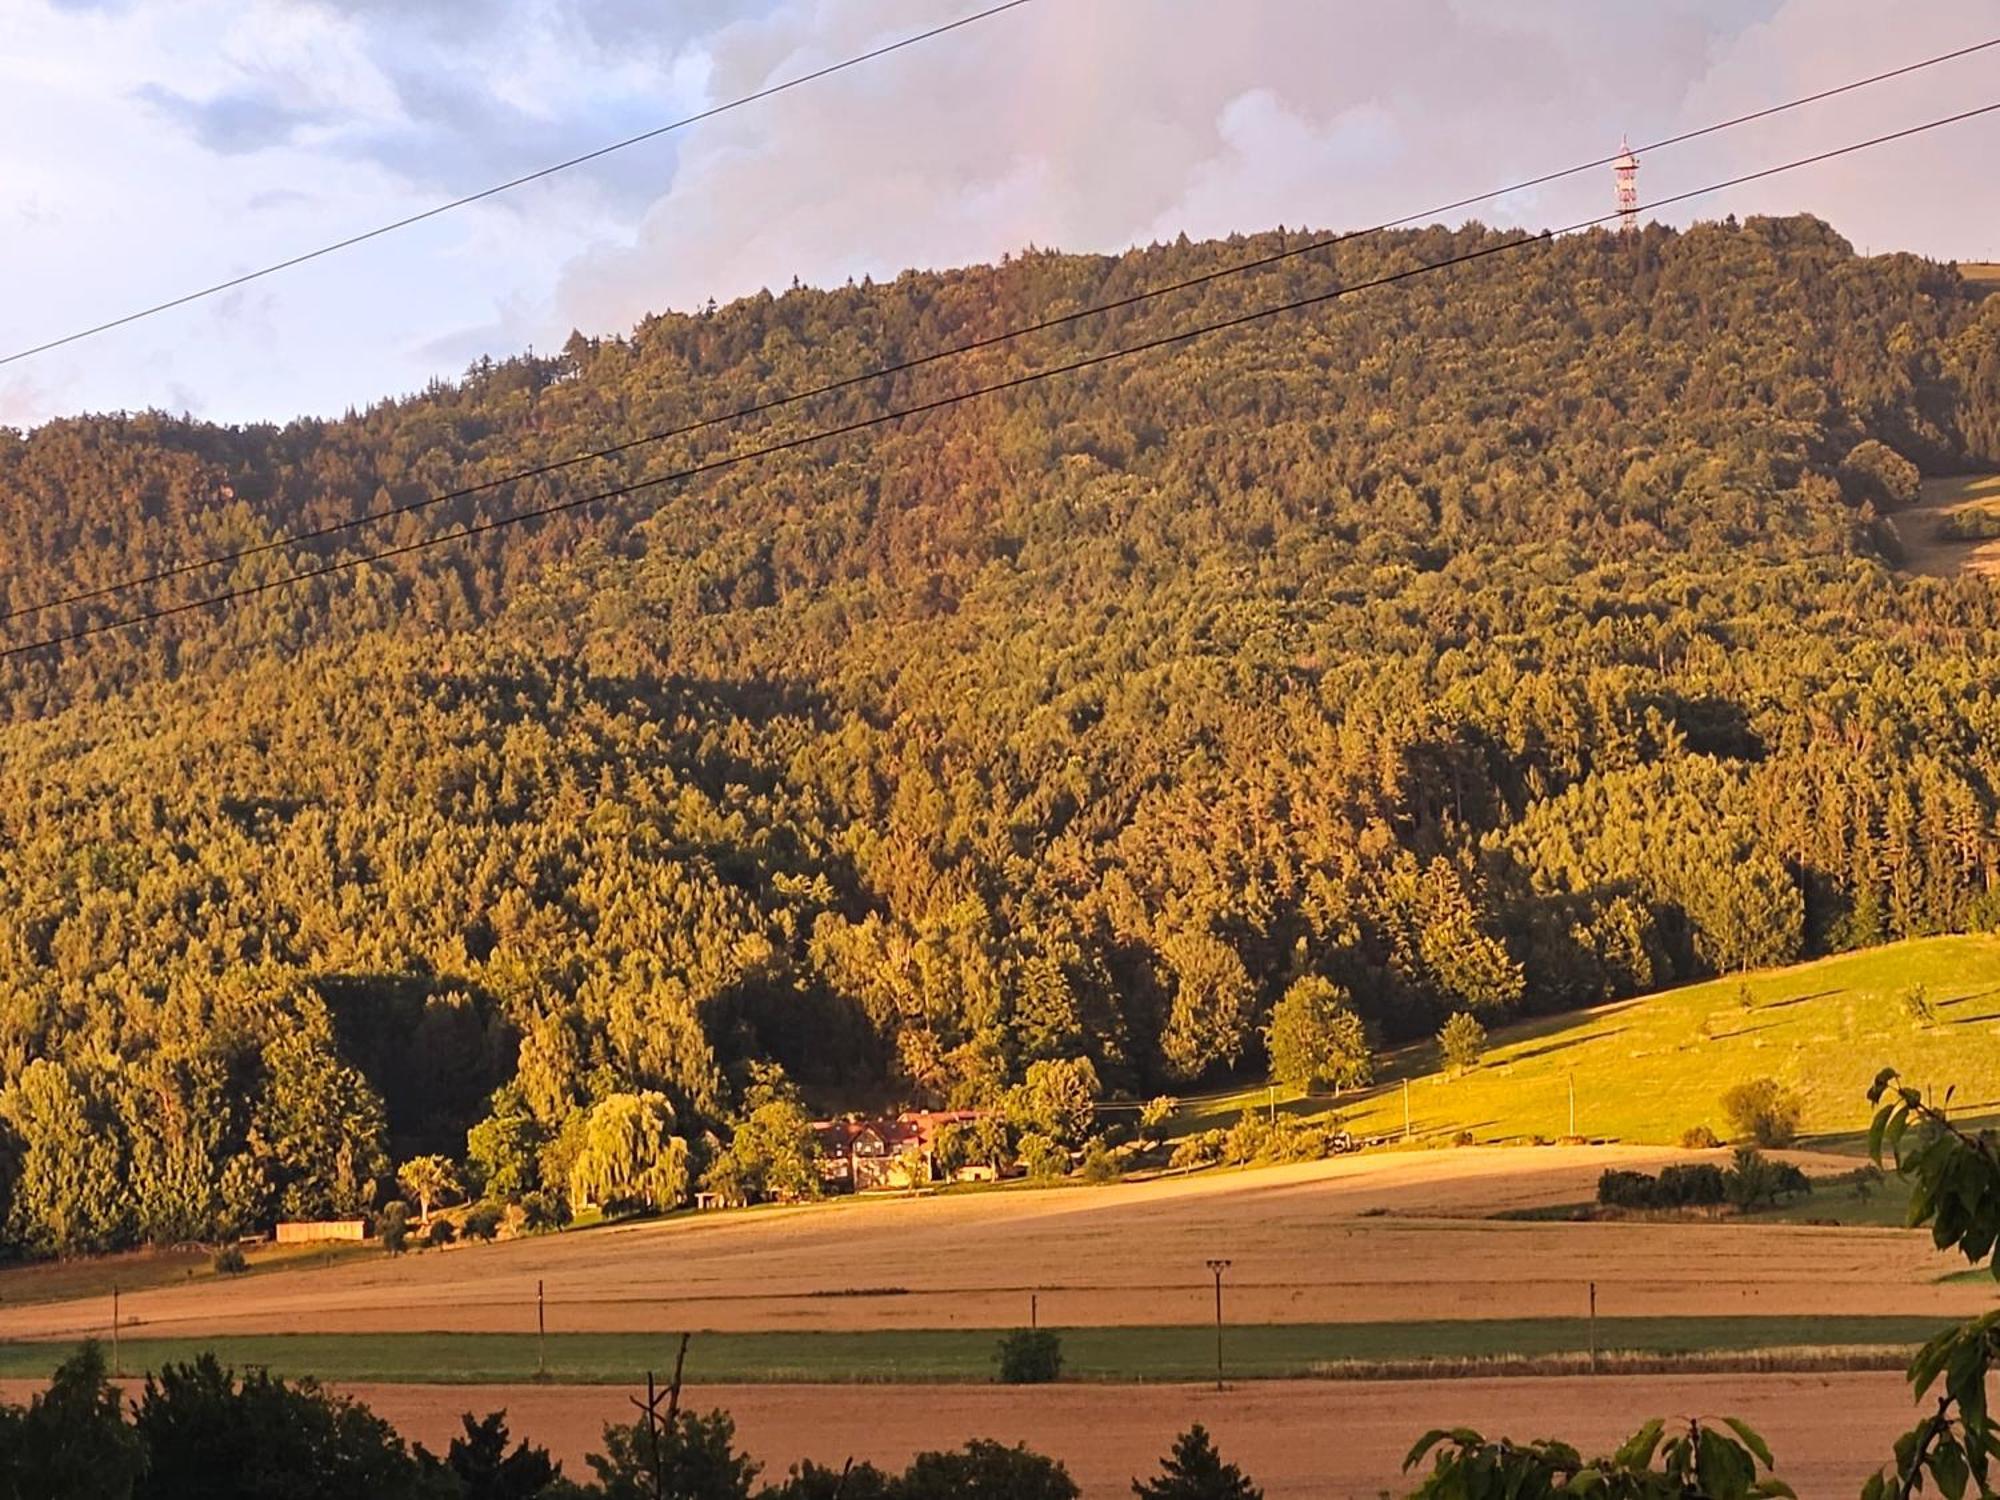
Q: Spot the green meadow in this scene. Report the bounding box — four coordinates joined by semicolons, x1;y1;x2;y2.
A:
1172;935;2000;1149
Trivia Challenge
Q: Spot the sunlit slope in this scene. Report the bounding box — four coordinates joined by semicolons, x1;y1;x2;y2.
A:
1195;935;2000;1149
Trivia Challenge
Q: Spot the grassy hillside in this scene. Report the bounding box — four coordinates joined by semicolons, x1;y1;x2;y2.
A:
1181;935;2000;1150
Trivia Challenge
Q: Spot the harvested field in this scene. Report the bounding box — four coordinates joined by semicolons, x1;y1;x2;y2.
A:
0;1372;1904;1499
3;1145;1985;1348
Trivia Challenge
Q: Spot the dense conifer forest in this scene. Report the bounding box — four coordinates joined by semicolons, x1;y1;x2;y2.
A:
4;214;2000;1253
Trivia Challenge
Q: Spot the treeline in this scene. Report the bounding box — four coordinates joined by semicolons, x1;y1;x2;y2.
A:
4;215;2000;1252
0;1341;1248;1499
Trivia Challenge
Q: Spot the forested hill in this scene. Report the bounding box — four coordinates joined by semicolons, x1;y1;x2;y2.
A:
5;214;2000;1254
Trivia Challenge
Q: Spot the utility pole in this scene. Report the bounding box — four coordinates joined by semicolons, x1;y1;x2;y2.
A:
111;1285;119;1377
1588;1281;1598;1374
1205;1259;1231;1391
537;1279;547;1380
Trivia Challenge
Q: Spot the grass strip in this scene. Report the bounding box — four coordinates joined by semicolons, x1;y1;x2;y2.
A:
0;1316;1956;1386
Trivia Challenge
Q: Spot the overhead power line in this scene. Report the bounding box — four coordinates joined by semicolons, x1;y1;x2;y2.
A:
8;98;1997;664
8;32;1996;627
0;0;1039;368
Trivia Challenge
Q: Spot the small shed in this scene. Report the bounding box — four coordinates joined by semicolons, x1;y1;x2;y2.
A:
275;1219;369;1245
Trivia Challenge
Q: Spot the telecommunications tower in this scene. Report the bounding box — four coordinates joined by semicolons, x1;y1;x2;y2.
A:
1613;136;1639;230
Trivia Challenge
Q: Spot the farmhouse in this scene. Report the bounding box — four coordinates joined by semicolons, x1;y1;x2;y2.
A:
812;1109;999;1191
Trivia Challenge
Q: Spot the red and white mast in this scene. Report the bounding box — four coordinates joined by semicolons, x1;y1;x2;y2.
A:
1613;136;1640;231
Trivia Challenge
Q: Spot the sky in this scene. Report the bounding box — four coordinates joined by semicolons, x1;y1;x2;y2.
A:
3;0;1999;429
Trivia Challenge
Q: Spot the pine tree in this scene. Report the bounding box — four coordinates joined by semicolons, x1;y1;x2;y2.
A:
1132;1424;1261;1500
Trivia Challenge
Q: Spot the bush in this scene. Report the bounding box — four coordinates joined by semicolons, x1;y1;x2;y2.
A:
585;1406;758;1499
517;1190;565;1232
898;1440;1078;1500
1903;983;1938;1027
133;1354;428;1496
1605;1157;1792;1214
1851;1162;1885;1201
1721;1077;1804;1147
765;1460;893;1500
1596;1169;1666;1210
378;1201;410;1255
211;1243;248;1276
1680;1124;1722;1150
1724;1146;1813;1210
1221;1113;1271;1165
1439;1012;1487;1075
1169;1131;1223;1171
423;1217;457;1248
1939;506;2000;540
1212;1114;1353;1168
995;1328;1063;1384
1656;1162;1726;1208
461;1203;502;1242
1017;1132;1068;1180
1077;1139;1120;1183
1139;1096;1177;1131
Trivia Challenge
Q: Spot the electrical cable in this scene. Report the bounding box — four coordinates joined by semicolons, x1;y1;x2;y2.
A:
0;0;1040;367
10;33;1997;624
9;98;1996;662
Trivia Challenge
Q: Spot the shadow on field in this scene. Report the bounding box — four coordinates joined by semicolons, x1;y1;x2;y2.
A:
1757;989;1843;1011
1506;1031;1621;1065
1939;986;2000;1009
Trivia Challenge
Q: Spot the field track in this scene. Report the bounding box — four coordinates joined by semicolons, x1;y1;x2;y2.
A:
0;1371;1915;1498
1;1146;1983;1346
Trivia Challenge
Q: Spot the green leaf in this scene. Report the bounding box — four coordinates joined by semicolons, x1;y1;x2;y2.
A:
1613;1418;1666;1470
1722;1416;1778;1472
1699;1426;1756;1500
1404;1429;1455;1471
1932;1432;1970;1500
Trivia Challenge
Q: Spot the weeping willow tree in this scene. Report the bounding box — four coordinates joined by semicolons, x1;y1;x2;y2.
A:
566;1092;690;1216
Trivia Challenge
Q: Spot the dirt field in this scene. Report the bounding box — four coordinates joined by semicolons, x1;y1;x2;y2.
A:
2;1146;1982;1345
3;1371;1894;1498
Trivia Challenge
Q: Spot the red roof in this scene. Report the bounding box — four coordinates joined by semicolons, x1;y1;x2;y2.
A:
812;1109;996;1155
